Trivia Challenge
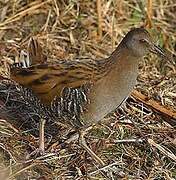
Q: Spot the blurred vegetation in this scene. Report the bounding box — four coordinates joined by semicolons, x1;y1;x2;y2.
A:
0;0;175;179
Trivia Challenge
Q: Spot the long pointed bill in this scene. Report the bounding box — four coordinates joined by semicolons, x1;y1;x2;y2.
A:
149;43;167;59
148;41;174;64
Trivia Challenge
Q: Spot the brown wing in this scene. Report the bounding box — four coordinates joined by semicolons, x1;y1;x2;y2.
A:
11;59;98;105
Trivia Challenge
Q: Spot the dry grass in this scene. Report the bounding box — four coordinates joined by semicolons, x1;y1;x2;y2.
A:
0;0;175;179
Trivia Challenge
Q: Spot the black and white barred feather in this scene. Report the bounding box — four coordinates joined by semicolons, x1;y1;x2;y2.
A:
51;85;90;127
0;81;61;137
10;51;91;128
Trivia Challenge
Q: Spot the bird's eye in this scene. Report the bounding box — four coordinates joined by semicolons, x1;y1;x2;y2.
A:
139;39;148;43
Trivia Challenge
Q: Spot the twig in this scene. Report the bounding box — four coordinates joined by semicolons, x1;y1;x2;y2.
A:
0;143;16;163
88;162;120;175
0;0;51;28
131;90;176;125
148;138;176;162
114;138;144;144
8;162;39;179
97;0;102;39
146;0;153;28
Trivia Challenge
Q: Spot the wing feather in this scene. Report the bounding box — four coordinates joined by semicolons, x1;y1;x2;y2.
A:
11;59;97;104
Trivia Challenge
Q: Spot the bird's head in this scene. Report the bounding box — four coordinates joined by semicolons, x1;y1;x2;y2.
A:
121;28;166;58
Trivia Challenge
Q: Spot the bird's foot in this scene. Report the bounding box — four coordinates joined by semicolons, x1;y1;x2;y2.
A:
26;147;45;160
79;130;105;166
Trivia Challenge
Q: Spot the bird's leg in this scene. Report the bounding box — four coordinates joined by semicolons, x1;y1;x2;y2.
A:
26;118;46;159
79;130;105;166
38;118;46;154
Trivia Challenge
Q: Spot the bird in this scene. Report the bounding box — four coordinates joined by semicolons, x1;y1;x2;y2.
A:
10;28;167;165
